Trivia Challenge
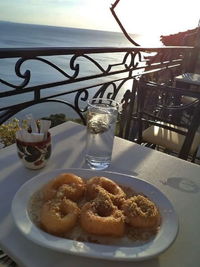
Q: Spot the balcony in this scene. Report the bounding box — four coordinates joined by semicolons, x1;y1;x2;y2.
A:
0;45;199;161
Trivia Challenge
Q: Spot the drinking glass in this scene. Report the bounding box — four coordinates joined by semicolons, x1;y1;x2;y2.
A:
85;98;119;170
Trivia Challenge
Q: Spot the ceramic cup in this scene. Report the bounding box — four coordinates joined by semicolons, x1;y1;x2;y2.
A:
16;132;52;170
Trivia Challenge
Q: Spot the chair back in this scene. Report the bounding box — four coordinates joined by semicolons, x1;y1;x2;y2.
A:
137;80;200;160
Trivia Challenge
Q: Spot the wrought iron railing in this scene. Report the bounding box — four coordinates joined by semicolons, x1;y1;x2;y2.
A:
0;45;196;138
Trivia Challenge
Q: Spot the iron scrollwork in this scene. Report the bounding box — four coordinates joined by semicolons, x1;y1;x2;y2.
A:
0;46;193;129
0;50;143;92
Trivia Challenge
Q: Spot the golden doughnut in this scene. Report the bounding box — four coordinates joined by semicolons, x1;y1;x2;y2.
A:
86;176;125;204
42;173;85;202
40;198;80;235
80;192;125;237
122;195;159;228
35;173;161;241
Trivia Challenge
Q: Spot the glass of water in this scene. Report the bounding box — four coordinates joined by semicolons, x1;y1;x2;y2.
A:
85;98;119;170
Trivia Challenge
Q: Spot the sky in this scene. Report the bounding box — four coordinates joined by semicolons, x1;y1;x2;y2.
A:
0;0;199;36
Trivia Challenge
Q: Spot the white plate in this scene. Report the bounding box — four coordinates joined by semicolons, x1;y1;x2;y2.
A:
11;168;179;261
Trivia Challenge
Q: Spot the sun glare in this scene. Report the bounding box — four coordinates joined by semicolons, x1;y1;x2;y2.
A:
0;0;199;37
113;0;200;35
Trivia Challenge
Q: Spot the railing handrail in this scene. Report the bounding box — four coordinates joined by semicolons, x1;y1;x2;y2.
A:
0;46;195;58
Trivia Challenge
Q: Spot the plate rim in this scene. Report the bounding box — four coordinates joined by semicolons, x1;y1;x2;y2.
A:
11;168;179;261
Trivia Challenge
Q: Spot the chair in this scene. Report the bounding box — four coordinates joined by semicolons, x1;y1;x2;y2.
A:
135;80;200;162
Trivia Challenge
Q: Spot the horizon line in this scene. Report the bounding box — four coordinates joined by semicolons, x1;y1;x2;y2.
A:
0;20;147;37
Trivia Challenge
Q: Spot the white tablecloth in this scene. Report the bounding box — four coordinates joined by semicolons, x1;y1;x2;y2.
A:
0;121;200;267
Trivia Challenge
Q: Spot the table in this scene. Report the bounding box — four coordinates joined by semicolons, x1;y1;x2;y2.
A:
175;73;200;89
0;121;200;267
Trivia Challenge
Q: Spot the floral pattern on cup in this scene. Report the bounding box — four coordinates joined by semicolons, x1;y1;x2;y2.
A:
16;132;51;169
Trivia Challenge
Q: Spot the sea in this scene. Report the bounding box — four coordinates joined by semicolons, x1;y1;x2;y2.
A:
0;21;161;121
